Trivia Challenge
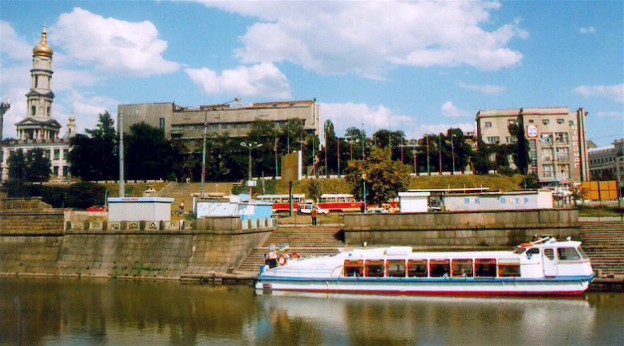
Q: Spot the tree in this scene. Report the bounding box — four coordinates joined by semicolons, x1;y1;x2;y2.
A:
509;121;530;175
125;122;183;180
247;119;279;178
68;111;118;181
321;120;338;177
25;148;51;182
308;179;322;202
472;137;492;175
8;149;27;182
344;148;411;206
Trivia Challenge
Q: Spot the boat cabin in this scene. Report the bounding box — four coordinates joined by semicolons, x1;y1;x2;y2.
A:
340;239;589;279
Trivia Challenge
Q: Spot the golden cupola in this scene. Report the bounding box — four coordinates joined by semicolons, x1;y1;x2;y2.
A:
33;26;53;57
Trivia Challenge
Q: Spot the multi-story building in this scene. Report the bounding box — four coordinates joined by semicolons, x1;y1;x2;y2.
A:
118;99;320;151
1;27;75;182
476;107;589;185
588;139;624;183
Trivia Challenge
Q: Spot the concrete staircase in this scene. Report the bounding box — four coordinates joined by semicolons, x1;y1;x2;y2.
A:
236;225;345;273
579;221;624;277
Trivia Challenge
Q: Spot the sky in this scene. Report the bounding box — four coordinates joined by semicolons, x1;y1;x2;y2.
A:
1;0;622;147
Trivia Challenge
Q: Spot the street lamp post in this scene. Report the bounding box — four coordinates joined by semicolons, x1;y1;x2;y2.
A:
450;134;456;175
241;141;261;196
201;98;240;198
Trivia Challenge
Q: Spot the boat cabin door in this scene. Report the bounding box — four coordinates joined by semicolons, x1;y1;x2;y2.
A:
542;248;558;277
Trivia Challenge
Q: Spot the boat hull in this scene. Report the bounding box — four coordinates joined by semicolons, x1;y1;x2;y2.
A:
255;276;593;297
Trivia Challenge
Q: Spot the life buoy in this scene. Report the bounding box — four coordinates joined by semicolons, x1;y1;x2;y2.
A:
291;252;301;259
278;255;287;266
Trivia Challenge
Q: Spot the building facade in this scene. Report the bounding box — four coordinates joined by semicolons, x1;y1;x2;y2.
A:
588;139;624;183
118;100;320;150
476;107;589;184
1;27;75;182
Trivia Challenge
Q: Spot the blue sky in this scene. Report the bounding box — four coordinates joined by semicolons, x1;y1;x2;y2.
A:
1;0;622;146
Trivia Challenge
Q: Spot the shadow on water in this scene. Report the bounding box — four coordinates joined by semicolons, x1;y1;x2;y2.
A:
1;278;622;345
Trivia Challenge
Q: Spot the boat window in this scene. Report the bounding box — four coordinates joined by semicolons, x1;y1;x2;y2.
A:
576;246;588;260
498;262;521;277
386;260;406;277
475;259;496;277
544;248;555;260
407;260;428;277
557;247;581;261
343;260;363;277
365;260;385;277
429;259;450;278
513;247;527;255
452;259;473;277
526;248;540;259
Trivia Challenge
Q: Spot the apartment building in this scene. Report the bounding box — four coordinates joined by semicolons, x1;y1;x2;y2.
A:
588;139;624;182
476;107;589;184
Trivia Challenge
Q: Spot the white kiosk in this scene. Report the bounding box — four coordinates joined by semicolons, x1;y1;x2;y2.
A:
107;197;174;222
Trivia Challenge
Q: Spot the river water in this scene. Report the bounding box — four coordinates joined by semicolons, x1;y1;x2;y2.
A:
1;278;622;345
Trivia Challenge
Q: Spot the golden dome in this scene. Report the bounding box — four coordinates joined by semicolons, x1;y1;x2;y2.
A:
33;26;53;57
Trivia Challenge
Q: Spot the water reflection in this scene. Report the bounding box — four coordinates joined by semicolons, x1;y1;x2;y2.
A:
1;278;622;345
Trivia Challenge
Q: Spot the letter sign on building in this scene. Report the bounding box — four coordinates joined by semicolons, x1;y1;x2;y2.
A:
526;125;538;139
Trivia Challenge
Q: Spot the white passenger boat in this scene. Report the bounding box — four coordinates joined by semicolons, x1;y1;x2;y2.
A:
255;237;594;297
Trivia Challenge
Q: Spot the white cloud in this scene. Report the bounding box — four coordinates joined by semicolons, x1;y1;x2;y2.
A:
52;7;179;77
203;1;526;78
458;82;506;95
595;111;623;120
320;102;474;140
184;63;292;100
0;21;33;60
579;26;596;34
573;84;624;103
441;101;471;118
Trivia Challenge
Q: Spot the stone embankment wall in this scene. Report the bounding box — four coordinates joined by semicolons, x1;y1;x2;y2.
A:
343;209;580;247
0;198;270;278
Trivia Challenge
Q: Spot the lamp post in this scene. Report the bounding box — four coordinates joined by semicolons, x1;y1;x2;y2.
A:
450;133;456;175
201;98;240;198
362;173;367;213
241;141;261;196
0;98;11;166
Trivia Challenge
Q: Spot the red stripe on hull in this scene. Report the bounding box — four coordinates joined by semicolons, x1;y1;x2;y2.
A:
261;288;586;297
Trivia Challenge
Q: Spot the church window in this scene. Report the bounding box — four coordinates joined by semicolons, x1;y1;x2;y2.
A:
31;105;36;116
47;106;50;116
35;76;39;88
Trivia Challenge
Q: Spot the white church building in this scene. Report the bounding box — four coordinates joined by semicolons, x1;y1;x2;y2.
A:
1;26;76;182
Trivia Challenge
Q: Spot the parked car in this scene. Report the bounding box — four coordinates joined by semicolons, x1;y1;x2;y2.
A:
298;203;329;215
86;205;107;212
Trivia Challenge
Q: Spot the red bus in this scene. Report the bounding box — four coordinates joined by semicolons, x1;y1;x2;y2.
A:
318;194;364;213
256;194;306;214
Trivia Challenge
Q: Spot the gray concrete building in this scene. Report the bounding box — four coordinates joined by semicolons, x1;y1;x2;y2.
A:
118;99;320;151
588;139;624;183
476;107;590;184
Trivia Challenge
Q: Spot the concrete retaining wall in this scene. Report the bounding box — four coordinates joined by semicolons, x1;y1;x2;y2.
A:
0;230;269;279
343;209;580;247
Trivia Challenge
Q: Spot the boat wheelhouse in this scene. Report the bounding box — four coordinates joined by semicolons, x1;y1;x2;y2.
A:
256;238;593;297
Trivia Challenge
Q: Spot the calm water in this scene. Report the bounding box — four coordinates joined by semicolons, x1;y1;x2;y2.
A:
1;278;623;345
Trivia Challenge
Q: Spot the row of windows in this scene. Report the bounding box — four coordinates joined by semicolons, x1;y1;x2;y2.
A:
483;119;575;128
343;258;521;279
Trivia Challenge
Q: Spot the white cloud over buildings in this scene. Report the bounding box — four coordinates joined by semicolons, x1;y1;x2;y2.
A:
185;63;292;100
52;8;180;77
573;84;624;103
206;1;527;77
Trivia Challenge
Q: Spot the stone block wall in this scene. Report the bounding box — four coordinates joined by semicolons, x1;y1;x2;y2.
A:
0;211;64;234
343;209;580;248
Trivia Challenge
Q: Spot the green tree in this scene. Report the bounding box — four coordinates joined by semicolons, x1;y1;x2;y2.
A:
308;179;322;202
68;111;118;181
125;122;183;180
247;119;279;178
344;148;411;206
8;149;27;182
25;148;51;182
472;137;492;175
509;121;530;175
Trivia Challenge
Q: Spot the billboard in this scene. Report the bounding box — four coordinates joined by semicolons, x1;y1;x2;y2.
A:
281;151;302;183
